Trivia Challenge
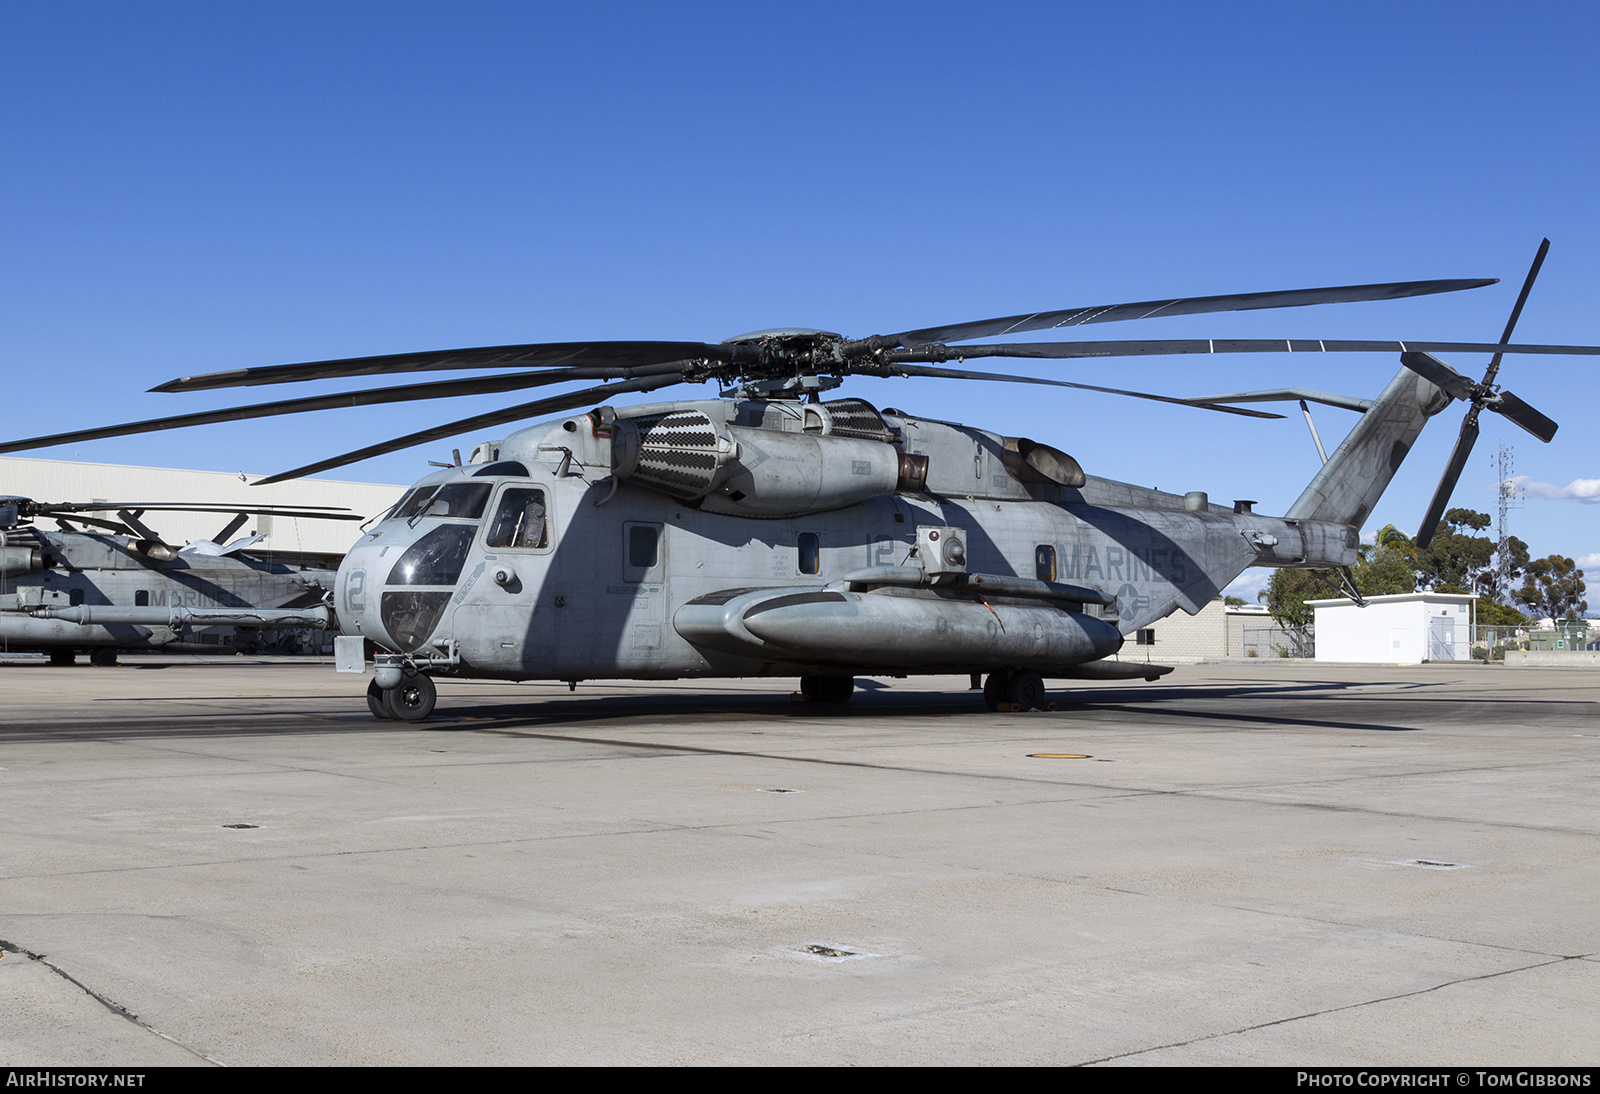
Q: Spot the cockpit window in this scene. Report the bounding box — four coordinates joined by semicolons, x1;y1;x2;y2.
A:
485;488;549;549
425;483;492;520
390;487;437;522
386;525;476;586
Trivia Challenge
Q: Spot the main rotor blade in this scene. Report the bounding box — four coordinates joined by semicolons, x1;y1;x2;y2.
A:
887;338;1600;364
1179;388;1375;413
1416;409;1481;548
1492;391;1559;443
884;278;1498;347
152;341;729;393
861;363;1283;418
253;375;686;486
1482;238;1549;388
0;363;689;456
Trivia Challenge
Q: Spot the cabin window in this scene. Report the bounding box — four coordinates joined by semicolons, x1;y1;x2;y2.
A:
485;488;549;549
798;532;820;575
1035;545;1056;582
135;590;149;607
622;522;665;584
1136;629;1156;646
629;525;659;569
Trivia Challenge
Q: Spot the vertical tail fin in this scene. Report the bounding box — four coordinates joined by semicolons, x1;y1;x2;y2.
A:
1285;362;1455;528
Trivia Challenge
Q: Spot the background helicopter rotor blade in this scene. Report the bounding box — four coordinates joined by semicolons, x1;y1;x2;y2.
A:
30;502;365;522
0;363;690;455
151;341;734;393
883;278;1498;347
253;374;686;485
864;363;1285;418
886;338;1600;364
1413;241;1554;548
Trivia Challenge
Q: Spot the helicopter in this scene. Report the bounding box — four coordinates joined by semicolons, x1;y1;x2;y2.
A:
0;245;1583;712
0;498;363;664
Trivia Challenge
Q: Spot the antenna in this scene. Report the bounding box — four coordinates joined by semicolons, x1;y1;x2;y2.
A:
1495;441;1523;599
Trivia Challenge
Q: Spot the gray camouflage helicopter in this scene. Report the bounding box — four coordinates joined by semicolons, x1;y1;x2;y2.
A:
0;498;361;664
0;248;1582;713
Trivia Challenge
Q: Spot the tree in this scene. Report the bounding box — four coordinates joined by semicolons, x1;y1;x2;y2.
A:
1414;509;1495;594
1514;556;1588;621
1260;542;1417;627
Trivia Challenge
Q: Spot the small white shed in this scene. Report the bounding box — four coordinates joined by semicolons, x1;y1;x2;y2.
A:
1307;592;1475;664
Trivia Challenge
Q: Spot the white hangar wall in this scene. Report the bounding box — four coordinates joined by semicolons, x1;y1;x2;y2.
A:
0;457;405;560
1309;593;1475;664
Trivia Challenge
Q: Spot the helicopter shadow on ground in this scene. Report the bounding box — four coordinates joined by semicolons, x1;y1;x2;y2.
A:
415;677;1426;735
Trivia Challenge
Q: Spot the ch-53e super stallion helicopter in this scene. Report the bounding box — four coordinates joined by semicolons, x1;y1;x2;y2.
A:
0;244;1583;717
0;498;361;664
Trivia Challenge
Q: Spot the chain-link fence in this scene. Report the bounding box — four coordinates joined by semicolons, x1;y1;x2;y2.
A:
1241;625;1314;659
1469;622;1593;661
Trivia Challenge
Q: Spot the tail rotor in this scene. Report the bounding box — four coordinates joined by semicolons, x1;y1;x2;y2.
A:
1406;239;1558;548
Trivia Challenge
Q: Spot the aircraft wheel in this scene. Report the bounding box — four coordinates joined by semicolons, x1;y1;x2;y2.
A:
801;674;854;704
48;649;76;667
1006;669;1047;712
983;670;1010;711
385;672;437;722
89;649;118;668
367;678;396;720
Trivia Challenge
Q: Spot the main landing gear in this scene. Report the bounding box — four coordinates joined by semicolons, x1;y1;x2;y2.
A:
368;670;437;722
983;668;1048;712
799;674;855;704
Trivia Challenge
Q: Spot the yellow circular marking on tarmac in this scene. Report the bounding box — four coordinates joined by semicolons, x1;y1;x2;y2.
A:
1028;753;1091;759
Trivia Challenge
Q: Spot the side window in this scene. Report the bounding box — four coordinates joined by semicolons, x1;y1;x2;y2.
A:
623;522;665;583
485;488;549;549
798;532;820;575
135;590;149;607
1035;544;1056;582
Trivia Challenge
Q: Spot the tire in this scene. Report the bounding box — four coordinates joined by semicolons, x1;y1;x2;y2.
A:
367;678;396;720
49;649;76;667
1005;669;1047;712
983;670;1010;711
89;648;118;668
385;672;437;721
800;674;854;704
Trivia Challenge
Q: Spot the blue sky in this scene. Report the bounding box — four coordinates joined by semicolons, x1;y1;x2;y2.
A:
3;2;1597;593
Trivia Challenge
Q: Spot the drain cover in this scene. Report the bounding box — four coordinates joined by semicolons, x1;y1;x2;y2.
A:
803;944;855;958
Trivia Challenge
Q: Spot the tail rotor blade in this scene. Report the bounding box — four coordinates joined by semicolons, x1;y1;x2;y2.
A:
1492;391;1559;443
1398;352;1475;401
1416;410;1481;548
1483;238;1550;388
